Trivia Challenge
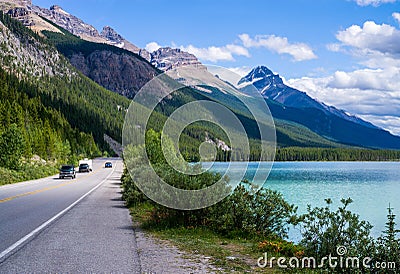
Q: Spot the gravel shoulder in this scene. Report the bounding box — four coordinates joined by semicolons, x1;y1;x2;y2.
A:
134;222;219;273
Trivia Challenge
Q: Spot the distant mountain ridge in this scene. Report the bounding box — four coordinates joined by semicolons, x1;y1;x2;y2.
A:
1;0;201;70
238;66;400;148
238;66;377;129
0;0;151;60
2;0;399;150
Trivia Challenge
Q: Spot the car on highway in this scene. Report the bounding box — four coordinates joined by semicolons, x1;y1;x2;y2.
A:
59;165;76;179
105;162;112;168
79;163;90;173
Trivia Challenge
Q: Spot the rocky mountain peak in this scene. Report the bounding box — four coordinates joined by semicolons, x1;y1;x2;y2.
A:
238;65;282;86
49;5;62;11
100;26;122;41
250;66;274;78
33;4;101;40
150;47;205;71
99;25;150;60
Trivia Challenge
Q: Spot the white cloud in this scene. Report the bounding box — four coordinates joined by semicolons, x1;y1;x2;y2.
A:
353;0;396;6
238;33;317;62
226;66;251;77
145;42;162;52
179;44;250;62
287;67;400;135
326;43;343;52
328;67;400;90
336;21;400;56
358;115;400;135
393;12;400;24
313;19;400;135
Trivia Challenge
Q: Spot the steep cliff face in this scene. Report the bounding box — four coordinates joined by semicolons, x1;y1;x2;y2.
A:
33;5;108;43
0;15;72;79
69;50;157;98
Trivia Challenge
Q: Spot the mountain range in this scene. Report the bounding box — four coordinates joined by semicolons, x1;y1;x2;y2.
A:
236;66;400;148
1;0;400;151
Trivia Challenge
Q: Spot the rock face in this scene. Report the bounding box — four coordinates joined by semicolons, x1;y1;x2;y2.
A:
15;0;31;6
1;1;202;71
0;1;150;60
7;7;29;17
34;5;150;60
34;5;151;60
33;5;106;42
150;47;205;71
69;51;156;98
100;26;150;61
0;18;72;79
0;0;62;33
100;26;126;47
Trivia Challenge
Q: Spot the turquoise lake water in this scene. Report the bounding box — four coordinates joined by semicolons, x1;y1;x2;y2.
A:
207;161;400;241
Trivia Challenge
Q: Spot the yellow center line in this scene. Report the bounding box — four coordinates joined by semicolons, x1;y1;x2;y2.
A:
0;167;103;203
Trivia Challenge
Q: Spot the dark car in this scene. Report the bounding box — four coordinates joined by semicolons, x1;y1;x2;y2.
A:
79;163;90;173
59;165;76;179
105;162;112;168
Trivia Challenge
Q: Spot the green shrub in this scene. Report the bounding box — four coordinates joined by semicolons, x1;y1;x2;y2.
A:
209;181;296;239
292;198;375;260
257;239;304;258
0;163;58;186
122;129;296;239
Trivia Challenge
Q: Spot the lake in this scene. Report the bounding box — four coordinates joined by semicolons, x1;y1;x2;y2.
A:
207;161;400;241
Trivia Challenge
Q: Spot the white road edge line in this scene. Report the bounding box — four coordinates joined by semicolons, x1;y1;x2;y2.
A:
0;163;118;262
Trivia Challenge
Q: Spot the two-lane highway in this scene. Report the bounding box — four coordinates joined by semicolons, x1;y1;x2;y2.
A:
0;158;141;272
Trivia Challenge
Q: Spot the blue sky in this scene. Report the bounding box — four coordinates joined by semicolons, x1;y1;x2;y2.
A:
33;0;400;135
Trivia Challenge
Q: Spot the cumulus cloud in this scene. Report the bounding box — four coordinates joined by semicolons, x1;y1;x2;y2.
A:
328;67;400;90
145;42;162;52
335;21;400;56
303;18;400;135
393;12;400;24
179;44;250;62
353;0;397;6
287;67;400;135
238;33;317;61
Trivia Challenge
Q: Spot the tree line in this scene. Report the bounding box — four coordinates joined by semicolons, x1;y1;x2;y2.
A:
0;67;100;170
123;129;400;272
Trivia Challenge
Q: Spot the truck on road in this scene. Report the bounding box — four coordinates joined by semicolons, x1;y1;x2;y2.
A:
78;158;93;172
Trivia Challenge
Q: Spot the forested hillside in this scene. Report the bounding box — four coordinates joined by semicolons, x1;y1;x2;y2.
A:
0;67;99;163
0;9;398;185
41;18;157;99
0;11;131;147
0;11;132;183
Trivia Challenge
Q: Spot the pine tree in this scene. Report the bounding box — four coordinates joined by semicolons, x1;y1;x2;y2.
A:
0;123;25;170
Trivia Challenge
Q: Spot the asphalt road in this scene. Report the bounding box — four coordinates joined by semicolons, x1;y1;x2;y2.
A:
0;158;141;272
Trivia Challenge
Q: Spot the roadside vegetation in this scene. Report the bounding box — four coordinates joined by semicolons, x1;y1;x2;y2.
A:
0;67;103;185
0;12;128;184
122;129;400;272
